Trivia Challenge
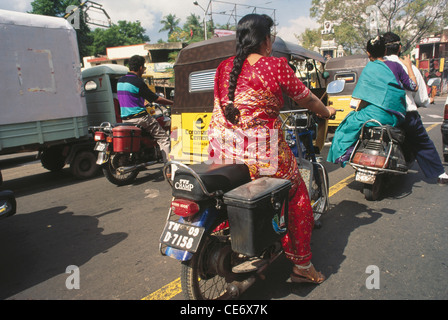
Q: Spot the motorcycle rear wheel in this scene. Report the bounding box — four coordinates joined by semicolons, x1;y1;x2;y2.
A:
181;218;234;300
102;153;139;186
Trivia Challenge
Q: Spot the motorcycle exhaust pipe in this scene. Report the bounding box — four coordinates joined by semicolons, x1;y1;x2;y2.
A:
226;250;283;298
117;161;158;175
227;276;257;298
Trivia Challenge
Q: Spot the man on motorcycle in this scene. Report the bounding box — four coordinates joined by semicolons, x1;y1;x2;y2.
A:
383;32;448;185
117;55;173;164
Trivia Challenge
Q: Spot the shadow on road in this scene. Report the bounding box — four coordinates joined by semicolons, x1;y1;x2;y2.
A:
0;206;127;299
240;199;393;299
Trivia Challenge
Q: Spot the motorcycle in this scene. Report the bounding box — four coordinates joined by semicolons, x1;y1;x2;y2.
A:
159;161;290;300
90;104;171;186
348;119;409;201
158;81;344;300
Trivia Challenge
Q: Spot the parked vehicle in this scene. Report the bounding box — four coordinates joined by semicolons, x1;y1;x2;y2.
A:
442;95;448;162
90;104;171;186
324;55;369;131
0;10;98;183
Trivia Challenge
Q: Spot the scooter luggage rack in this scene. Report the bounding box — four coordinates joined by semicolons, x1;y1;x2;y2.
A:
348;119;407;175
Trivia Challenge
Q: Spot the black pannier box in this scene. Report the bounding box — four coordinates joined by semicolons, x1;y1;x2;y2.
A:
223;177;292;257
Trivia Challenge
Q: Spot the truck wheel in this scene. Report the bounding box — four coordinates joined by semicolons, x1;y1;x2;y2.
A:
70;151;99;179
41;147;66;171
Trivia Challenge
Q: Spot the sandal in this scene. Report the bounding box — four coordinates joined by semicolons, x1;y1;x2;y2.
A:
290;262;325;284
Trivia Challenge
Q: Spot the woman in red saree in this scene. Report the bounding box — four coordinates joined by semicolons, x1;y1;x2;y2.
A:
207;14;335;284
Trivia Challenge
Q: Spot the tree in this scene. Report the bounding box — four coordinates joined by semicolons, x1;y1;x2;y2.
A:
30;0;93;58
299;28;321;50
308;0;448;54
159;13;181;38
90;21;150;56
183;13;205;41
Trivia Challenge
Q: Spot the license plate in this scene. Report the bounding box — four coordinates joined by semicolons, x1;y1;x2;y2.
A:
94;142;107;151
160;221;205;253
355;170;376;184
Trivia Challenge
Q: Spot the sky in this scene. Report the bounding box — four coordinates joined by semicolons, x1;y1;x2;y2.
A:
0;0;320;44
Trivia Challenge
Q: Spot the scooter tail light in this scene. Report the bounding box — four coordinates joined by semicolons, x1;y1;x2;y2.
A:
352;152;387;168
170;199;200;217
94;132;106;141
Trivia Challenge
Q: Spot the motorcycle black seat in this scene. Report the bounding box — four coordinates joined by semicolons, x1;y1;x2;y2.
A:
172;163;252;201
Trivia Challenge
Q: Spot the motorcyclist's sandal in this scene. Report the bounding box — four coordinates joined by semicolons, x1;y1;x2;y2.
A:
232;257;267;273
290;262;325;284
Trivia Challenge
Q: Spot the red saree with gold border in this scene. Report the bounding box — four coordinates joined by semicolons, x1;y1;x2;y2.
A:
208;56;315;265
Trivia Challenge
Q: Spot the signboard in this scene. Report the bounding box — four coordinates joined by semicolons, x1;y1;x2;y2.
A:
214;29;236;37
181;113;211;156
420;37;441;44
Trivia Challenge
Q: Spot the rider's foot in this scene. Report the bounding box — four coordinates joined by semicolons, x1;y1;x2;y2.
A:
437;173;448;186
290;262;325;284
232;257;267;273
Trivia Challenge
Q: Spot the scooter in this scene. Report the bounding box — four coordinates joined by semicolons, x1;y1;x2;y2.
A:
90;105;171;186
348;119;409;201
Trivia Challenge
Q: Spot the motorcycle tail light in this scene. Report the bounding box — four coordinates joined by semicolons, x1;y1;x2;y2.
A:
444;103;448;120
94;132;105;141
353;152;387;168
171;199;200;217
106;136;113;143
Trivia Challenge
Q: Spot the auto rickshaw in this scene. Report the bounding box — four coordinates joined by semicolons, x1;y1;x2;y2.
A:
324;54;369;131
170;35;329;163
82;64;129;126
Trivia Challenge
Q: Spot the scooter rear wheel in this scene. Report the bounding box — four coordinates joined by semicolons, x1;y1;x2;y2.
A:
363;175;382;201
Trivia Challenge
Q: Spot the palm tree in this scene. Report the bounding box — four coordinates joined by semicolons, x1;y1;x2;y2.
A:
184;13;204;40
159;14;181;37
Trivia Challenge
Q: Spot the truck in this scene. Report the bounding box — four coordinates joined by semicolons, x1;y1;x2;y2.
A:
0;9;99;183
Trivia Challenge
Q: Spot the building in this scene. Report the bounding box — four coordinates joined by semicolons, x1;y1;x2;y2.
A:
318;39;345;60
416;27;448;93
83;42;186;97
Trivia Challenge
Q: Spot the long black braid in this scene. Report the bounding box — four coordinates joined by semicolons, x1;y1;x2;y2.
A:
224;14;274;125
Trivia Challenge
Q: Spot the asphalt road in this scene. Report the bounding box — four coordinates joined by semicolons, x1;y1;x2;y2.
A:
0;96;447;301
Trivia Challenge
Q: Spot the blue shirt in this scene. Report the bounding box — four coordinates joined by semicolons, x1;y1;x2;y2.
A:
117;73;159;118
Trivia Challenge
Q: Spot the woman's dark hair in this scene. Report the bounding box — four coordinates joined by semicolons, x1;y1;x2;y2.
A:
224;14;274;124
383;32;401;56
366;36;386;59
128;55;145;72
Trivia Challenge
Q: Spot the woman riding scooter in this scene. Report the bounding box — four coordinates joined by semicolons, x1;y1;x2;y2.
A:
327;36;417;165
